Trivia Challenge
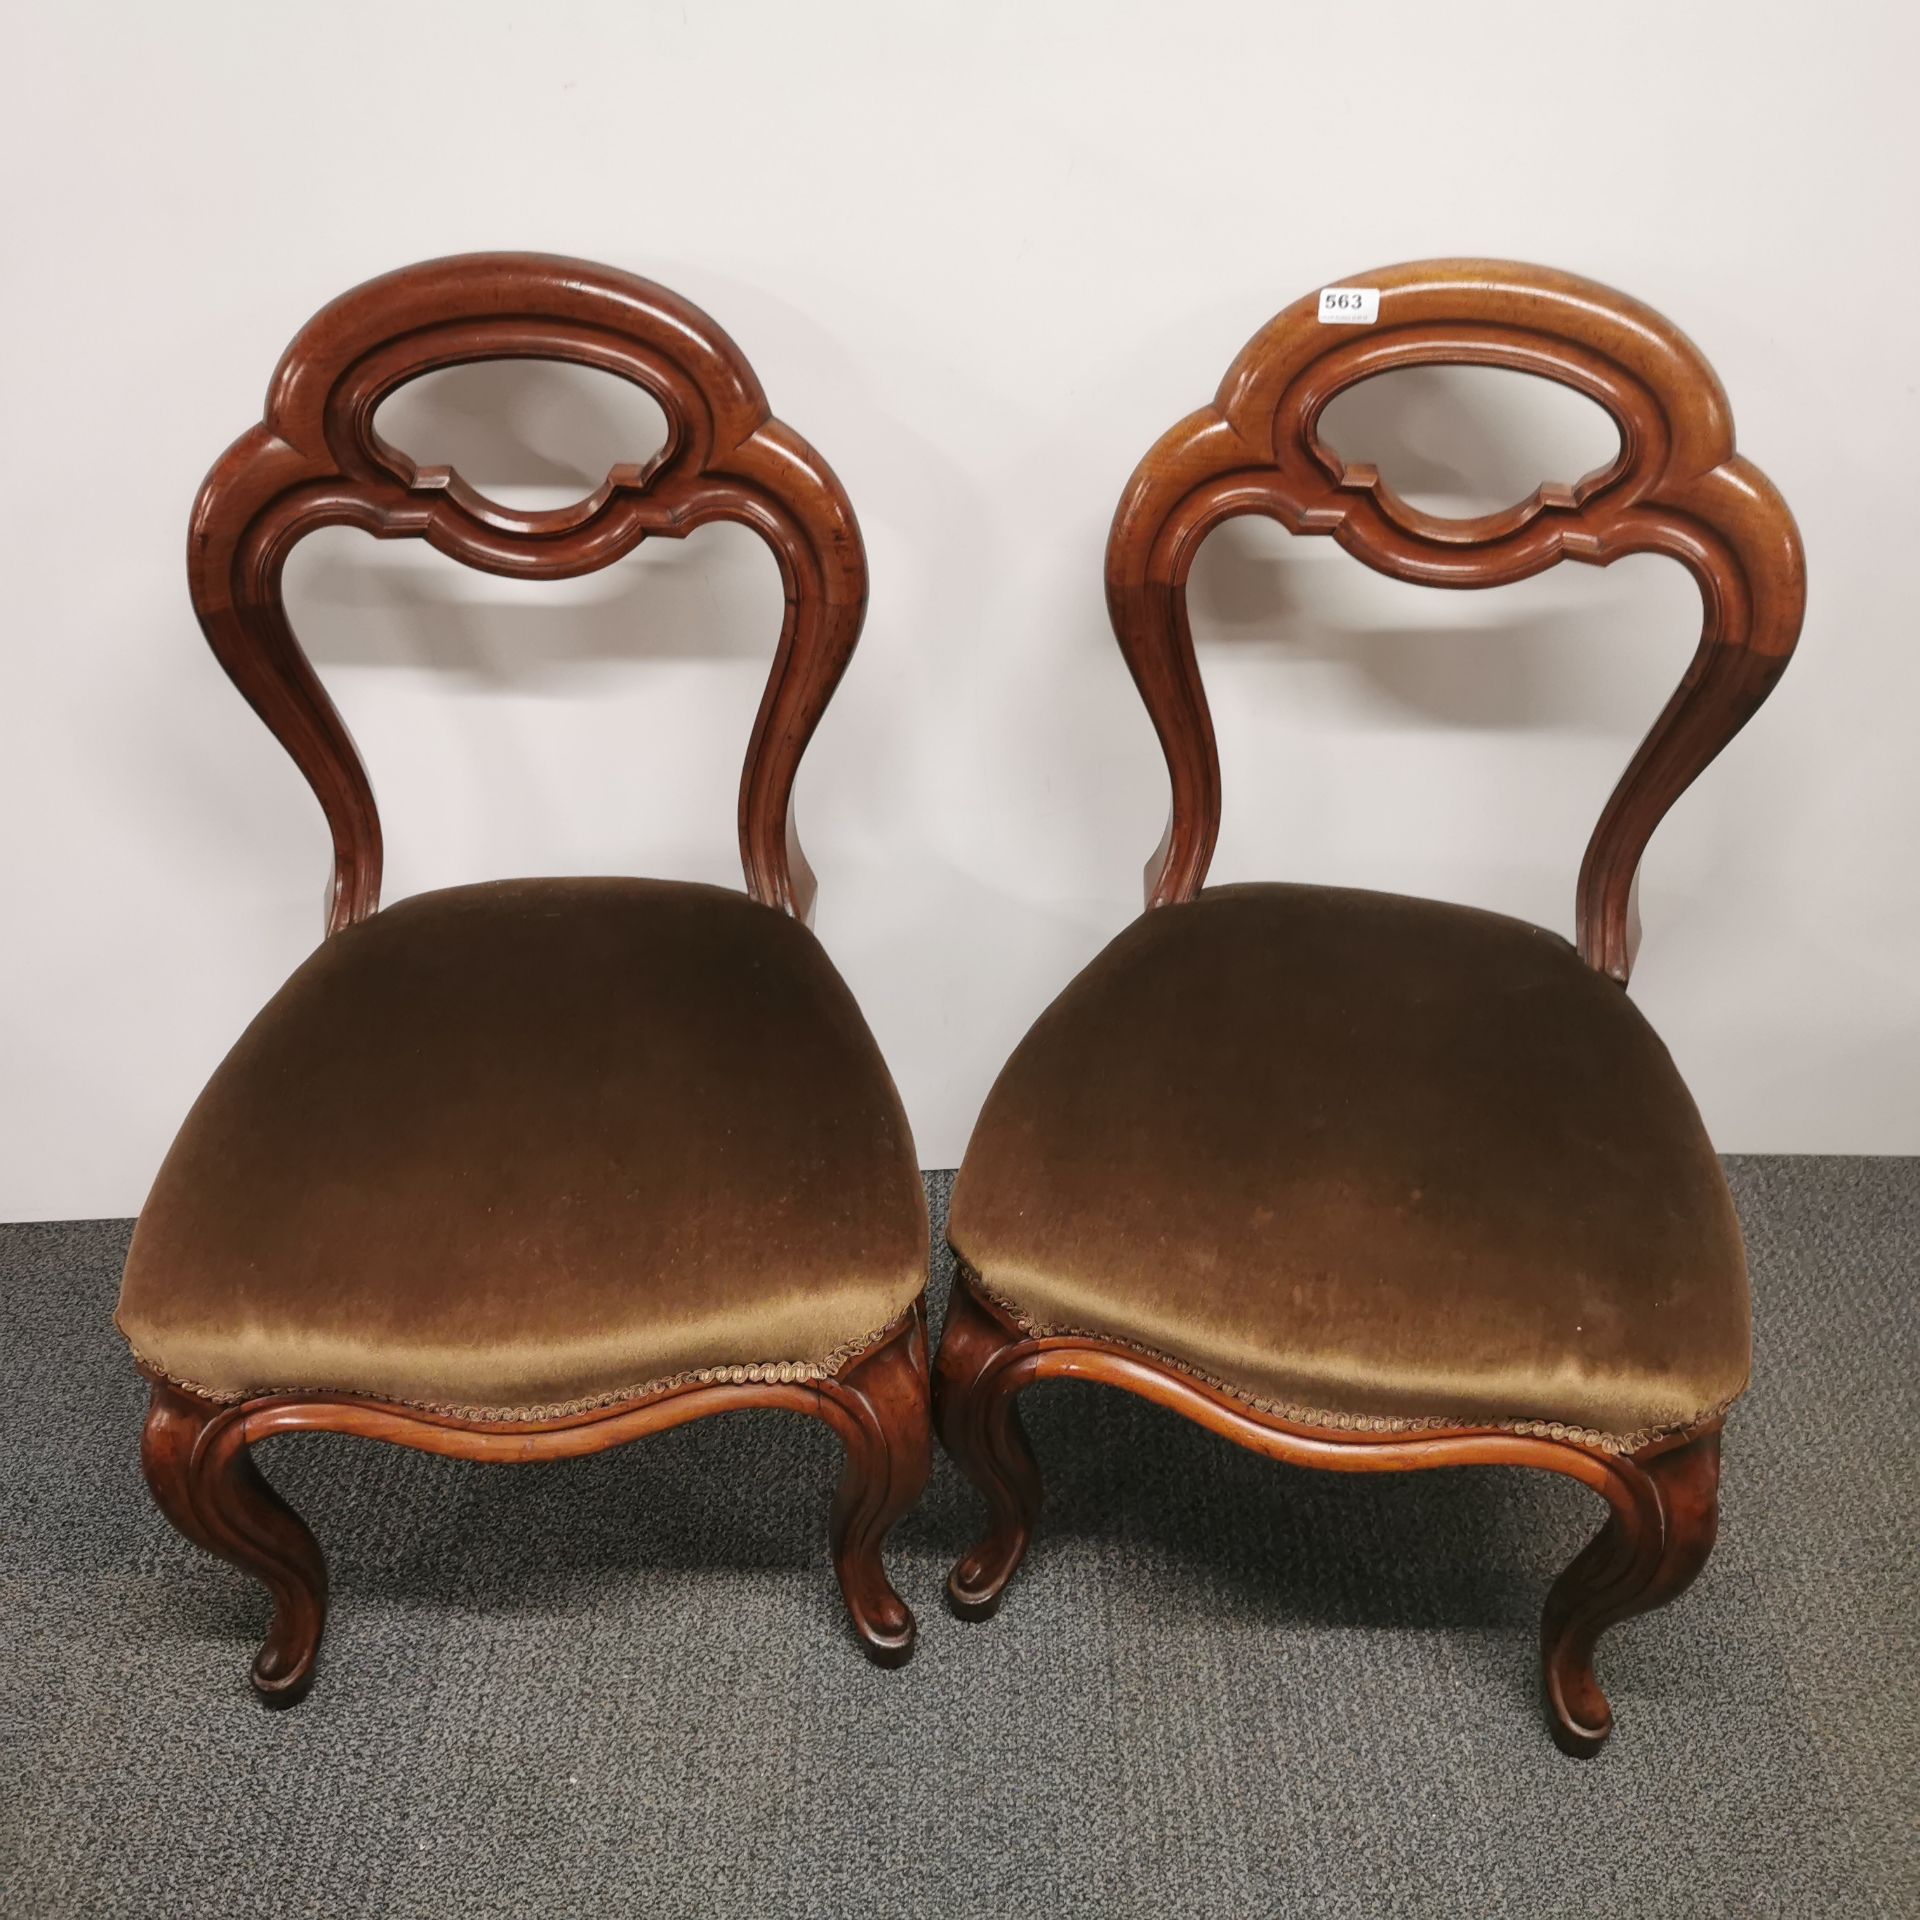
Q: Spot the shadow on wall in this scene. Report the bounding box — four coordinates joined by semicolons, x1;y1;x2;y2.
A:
270;357;797;900
286;349;1680;774
291;531;781;680
1186;528;1684;736
963;334;1717;930
991;335;1731;947
293;358;773;683
269;350;1712;936
1185;362;1687;736
259;329;988;957
375;357;674;508
1318;360;1623;518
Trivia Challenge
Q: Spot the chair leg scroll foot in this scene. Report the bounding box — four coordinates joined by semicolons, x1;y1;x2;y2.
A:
823;1301;933;1668
1541;1427;1721;1757
933;1274;1043;1621
141;1381;329;1707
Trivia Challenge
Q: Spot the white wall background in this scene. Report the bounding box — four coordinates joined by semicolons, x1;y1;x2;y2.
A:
4;0;1916;1220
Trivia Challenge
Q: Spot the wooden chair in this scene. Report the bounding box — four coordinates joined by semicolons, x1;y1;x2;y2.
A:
935;260;1804;1755
117;254;931;1704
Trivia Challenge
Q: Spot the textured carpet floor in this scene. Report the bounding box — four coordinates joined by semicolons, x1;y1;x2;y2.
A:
1;1158;1914;1918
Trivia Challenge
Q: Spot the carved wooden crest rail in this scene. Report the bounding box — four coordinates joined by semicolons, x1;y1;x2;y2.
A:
1105;258;1807;980
188;251;867;930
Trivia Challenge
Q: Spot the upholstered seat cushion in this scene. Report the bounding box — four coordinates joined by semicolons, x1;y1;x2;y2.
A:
948;883;1748;1451
117;878;926;1416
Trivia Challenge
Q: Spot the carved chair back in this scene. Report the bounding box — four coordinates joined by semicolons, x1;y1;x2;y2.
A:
1105;259;1806;981
188;252;867;933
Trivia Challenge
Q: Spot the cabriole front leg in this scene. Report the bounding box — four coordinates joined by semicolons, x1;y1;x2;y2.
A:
933;1273;1044;1620
819;1300;933;1667
1541;1426;1722;1757
140;1380;329;1707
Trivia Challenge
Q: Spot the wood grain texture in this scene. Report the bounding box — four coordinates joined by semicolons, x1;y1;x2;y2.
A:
935;1273;1719;1756
1105;258;1806;981
140;1302;931;1702
188;251;868;930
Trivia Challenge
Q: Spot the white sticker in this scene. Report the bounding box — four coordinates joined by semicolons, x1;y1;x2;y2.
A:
1317;286;1380;325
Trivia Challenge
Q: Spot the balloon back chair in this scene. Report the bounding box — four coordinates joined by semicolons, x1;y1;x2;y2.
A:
935;259;1804;1755
117;254;931;1703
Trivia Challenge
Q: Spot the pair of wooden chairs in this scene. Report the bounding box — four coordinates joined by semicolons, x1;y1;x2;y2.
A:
117;254;1804;1757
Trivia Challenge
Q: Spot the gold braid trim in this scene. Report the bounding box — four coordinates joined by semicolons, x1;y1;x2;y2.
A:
954;1258;1741;1458
123;1308;913;1425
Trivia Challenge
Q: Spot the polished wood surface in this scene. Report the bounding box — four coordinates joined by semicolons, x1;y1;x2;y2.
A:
1105;258;1805;981
139;257;922;1702
189;251;868;930
142;1302;931;1704
941;261;1784;1754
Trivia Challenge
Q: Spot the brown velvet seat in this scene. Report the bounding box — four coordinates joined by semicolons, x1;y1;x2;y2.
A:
948;882;1747;1451
119;877;927;1417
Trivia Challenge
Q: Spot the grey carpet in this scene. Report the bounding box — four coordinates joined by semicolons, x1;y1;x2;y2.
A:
1;1158;1914;1918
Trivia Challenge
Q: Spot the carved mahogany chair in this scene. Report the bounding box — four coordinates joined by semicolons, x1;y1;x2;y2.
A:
116;254;931;1703
936;260;1804;1755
